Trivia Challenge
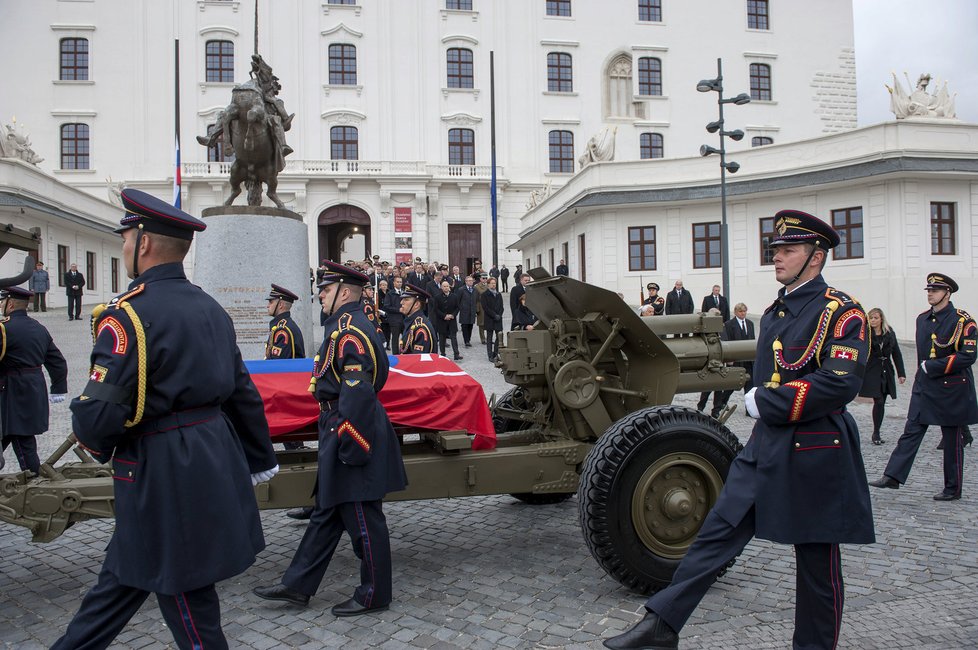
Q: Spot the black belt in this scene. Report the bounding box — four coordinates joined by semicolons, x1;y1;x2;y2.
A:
127;406;222;437
319;398;338;412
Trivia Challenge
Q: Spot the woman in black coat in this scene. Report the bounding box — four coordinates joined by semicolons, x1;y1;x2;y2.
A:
859;307;906;444
511;293;537;331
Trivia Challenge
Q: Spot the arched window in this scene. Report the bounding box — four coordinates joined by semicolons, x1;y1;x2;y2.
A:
61;123;90;169
447;48;474;88
640;132;664;159
328;44;357;85
548;130;574;173
448;128;475;165
547;52;573;92
749;63;771;100
330;126;359;160
59;38;89;80
638;57;662;96
751;136;773;147
205;40;234;82
206;123;234;162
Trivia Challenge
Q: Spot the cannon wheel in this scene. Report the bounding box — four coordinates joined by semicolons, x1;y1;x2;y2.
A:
578;405;741;595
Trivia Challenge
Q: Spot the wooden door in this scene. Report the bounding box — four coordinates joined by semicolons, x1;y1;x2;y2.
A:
447;224;481;275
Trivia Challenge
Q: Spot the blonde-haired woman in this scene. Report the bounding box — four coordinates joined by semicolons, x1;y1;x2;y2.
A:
858;307;906;444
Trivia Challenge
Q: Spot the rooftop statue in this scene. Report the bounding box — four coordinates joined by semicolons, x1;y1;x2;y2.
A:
196;54;295;208
0;118;44;165
578;126;617;170
526;179;553;210
886;72;957;119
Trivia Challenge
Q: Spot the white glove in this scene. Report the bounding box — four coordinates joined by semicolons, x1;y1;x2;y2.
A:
920;360;928;374
49;394;67;404
251;464;280;486
744;387;760;419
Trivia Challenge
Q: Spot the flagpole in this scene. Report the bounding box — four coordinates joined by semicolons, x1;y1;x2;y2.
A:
173;39;181;208
489;51;498;270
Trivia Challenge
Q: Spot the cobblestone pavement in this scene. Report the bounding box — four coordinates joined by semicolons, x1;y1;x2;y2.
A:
2;306;977;648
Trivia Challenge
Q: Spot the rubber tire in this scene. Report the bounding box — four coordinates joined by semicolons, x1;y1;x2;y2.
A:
492;387;533;435
509;492;574;505
578;405;742;595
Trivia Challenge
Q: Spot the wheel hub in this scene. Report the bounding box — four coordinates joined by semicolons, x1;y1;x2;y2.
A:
631;453;723;559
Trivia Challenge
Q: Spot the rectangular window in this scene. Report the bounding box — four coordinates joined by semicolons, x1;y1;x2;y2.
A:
328;44;357;85
448;128;475;166
931;202;956;255
578;233;586;282
111;257;120;293
638;0;662;22
693;222;721;269
638;57;662;96
640;132;664;159
206;123;234;162
86;251;96;290
60;38;89;81
562;241;569;268
628;226;656;271
537;253;543;268
446;0;472;9
330;126;359;160
547;52;573;92
750;63;771;101
328;0;356;5
548;130;574;173
447;48;474;89
747;0;769;29
205;40;234;83
58;245;69;287
759;217;776;265
61;123;90;170
831;207;864;260
548;248;555;273
546;0;571;16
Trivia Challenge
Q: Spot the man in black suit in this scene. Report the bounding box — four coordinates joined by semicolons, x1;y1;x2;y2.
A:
712;302;756;414
555;259;569;276
700;285;730;322
665;280;693;315
510;273;530;316
64;262;84;321
383;276;405;351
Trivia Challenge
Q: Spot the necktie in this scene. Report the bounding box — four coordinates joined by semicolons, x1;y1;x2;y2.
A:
715;296;719;307
741;320;747;337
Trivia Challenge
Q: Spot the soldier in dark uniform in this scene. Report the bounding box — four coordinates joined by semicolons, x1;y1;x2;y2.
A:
606;210;874;650
362;284;384;337
399;283;435;354
265;284;305;359
253;261;407;615
0;286;68;474
870;273;977;501
640;282;665;316
54;189;279;649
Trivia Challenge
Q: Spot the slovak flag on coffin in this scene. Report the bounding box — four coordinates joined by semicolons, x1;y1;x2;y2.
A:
245;354;496;450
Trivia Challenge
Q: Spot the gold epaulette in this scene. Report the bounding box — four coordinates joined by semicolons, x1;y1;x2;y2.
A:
956;308;973;321
109;283;146;307
107;283;148;428
824;287;859;308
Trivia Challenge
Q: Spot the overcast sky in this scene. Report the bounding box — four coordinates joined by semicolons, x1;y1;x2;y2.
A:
853;0;978;125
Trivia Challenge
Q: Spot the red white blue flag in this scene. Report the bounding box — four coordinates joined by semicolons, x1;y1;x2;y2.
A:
173;134;181;208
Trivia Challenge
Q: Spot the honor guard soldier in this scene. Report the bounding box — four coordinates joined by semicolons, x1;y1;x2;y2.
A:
0;286;68;474
399;283;434;353
265;284;305;359
362;284;384;337
54;189;280;650
870;273;977;500
606;210;875;650
254;261;407;616
640;282;665;316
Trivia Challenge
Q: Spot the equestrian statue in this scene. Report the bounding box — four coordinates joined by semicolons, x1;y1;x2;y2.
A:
196;54;294;208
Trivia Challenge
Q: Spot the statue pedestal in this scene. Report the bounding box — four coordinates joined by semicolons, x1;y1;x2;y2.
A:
195;206;315;360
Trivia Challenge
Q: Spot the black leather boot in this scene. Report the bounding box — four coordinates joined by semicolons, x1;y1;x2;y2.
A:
869;476;900;489
253;584;310;606
604;611;678;650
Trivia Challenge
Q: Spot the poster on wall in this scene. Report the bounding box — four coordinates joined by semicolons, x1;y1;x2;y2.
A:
394;207;413;265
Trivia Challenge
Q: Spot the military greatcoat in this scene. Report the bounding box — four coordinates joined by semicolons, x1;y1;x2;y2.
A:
265;310;305;359
399;308;434;354
71;262;278;595
907;302;978;426
313;301;407;508
0;310;68;436
714;275;875;545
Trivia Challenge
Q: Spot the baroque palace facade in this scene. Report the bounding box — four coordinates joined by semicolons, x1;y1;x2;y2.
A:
0;0;860;309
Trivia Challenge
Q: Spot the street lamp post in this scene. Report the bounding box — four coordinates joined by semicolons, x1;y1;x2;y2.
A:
697;58;750;304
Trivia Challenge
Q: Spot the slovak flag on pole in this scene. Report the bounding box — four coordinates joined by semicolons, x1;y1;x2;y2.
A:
173;39;182;209
173;134;181;209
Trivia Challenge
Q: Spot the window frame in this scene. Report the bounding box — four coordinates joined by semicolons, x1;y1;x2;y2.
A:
759;216;776;266
57;245;69;287
548;130;574;173
86;251;96;290
749;63;772;101
547;52;573;93
446;0;473;9
628;226;657;272
747;0;769;30
640;132;664;159
831;207;864;261
111;257;120;293
637;57;662;96
330;125;359;160
448;128;475;166
751;136;774;147
446;47;474;89
59;37;89;81
930;202;956;256
546;0;572;17
692;222;722;269
205;40;234;83
638;0;662;22
328;43;357;85
60;123;90;170
206;123;234;162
